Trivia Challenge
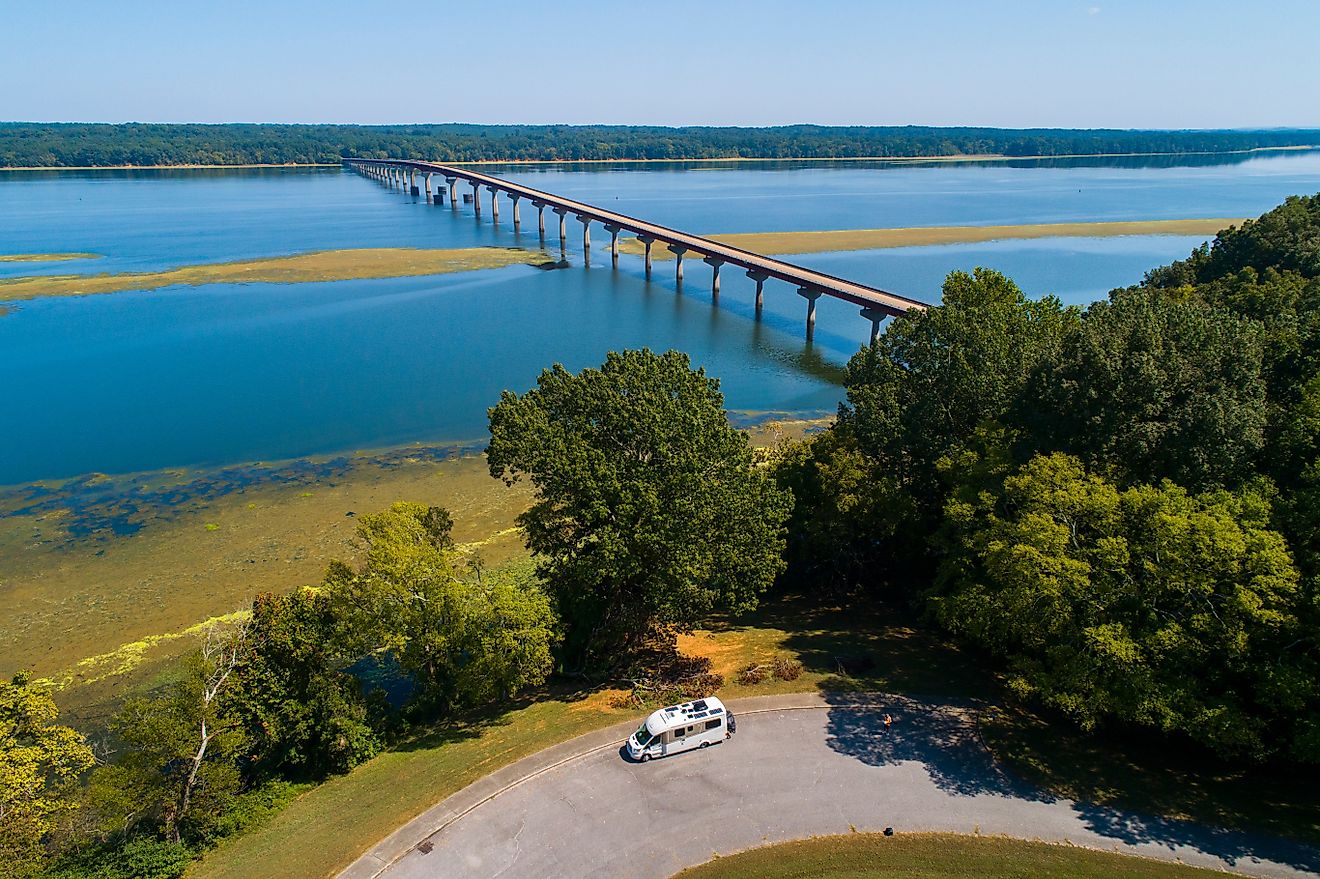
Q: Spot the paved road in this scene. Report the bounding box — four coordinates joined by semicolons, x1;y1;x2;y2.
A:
346;694;1319;879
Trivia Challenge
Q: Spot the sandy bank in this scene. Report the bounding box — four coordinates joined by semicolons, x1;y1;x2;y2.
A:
0;252;100;262
0;246;554;302
618;218;1242;259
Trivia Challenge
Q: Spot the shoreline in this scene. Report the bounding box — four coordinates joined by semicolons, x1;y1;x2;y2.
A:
0;414;829;718
0;144;1314;172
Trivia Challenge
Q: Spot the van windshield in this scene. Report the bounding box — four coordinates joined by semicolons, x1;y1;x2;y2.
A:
634;724;653;747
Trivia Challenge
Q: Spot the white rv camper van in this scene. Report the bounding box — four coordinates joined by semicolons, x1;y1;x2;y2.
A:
627;696;733;762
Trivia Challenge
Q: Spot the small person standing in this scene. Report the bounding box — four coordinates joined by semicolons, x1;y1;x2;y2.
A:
883;713;893;734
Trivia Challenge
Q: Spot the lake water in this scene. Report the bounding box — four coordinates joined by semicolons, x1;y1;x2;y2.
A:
4;152;1320;485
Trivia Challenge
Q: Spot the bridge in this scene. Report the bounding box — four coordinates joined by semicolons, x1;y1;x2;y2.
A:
343;158;929;341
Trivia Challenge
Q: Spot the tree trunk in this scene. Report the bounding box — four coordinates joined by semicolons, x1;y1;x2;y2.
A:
176;718;211;841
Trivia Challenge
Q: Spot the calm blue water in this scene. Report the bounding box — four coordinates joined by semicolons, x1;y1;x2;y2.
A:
3;153;1319;485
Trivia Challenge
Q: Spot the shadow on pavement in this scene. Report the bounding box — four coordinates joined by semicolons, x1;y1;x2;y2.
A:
823;693;1051;801
825;693;1320;874
1076;802;1320;875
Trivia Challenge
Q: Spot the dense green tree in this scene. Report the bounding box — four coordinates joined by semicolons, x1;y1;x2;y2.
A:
933;451;1309;760
486;349;792;667
108;622;250;844
325;503;559;707
229;591;378;779
841;268;1078;516
1145;194;1320;287
0;674;95;877
770;428;915;594
1194;269;1320;419
1027;287;1267;491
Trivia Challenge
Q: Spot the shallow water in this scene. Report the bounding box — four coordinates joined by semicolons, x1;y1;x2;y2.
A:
3;153;1319;484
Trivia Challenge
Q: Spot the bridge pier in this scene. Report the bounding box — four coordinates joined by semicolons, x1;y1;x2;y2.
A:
491;188;500;222
603;224;620;267
472;182;482;216
533;202;546;237
668;244;687;283
704;256;724;297
409;170;419;197
860;308;887;346
638;235;655;277
446;177;458;207
578;216;592;264
553;208;568;247
748;270;769;315
423;173;432;202
512;195;522;229
799;287;824;340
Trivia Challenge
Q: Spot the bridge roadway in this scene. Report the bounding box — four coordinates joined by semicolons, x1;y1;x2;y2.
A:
344;158;929;342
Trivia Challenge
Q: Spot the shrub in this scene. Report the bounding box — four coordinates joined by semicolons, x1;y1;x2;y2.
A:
204;780;312;844
40;838;192;879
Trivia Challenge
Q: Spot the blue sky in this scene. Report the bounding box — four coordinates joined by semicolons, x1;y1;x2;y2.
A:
3;0;1317;128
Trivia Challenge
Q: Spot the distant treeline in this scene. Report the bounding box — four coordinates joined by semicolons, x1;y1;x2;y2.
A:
2;123;1318;167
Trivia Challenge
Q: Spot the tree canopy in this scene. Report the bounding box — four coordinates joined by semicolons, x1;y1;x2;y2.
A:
0;674;95;877
3;123;1317;167
841;268;1078;515
487;349;792;666
933;451;1306;759
325;502;559;709
1027;286;1268;491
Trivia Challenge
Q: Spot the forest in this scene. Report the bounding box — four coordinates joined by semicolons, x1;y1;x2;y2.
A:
2;122;1318;167
5;194;1320;879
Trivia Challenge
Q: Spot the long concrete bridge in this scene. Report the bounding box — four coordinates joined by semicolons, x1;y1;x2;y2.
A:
344;158;929;341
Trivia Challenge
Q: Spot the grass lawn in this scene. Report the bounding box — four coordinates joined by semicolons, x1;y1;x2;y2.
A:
189;595;981;879
188;696;635;879
189;593;1320;878
674;833;1227;879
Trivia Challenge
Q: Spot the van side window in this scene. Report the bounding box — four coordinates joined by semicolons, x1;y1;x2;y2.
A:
705;719;720;730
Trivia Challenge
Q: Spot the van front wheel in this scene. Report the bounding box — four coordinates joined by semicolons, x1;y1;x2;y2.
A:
699;742;710;749
640;753;650;763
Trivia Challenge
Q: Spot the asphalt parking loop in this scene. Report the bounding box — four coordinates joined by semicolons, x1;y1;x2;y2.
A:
374;695;1319;879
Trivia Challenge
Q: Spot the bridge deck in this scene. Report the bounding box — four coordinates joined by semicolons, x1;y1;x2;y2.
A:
345;158;928;317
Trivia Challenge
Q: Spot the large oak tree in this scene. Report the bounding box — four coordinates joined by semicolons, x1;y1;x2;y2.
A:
487;349;792;667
